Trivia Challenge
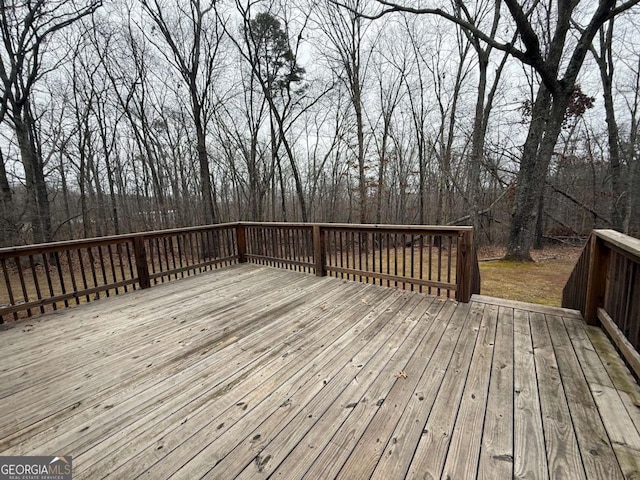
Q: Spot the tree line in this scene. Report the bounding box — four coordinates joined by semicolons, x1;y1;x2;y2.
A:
1;0;639;260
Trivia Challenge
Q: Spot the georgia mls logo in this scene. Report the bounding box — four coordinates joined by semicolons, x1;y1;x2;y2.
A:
0;456;72;480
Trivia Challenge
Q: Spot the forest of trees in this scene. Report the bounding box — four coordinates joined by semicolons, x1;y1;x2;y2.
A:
1;0;640;260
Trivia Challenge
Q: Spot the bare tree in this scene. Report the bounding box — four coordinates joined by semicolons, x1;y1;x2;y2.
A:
362;0;640;259
0;0;101;243
590;19;625;230
140;0;225;225
318;0;372;223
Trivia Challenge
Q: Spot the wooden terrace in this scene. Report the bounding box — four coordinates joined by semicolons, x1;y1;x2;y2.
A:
0;223;639;479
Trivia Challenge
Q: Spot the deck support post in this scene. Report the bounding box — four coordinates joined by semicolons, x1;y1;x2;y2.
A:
585;234;609;325
313;225;326;277
455;229;473;303
236;224;247;263
133;236;151;289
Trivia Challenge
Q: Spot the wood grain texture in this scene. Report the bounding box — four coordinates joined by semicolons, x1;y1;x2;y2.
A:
512;308;549;480
0;266;638;479
529;312;586;479
477;306;514;480
547;314;625;480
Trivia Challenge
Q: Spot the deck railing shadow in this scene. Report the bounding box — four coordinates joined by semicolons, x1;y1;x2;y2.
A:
563;229;640;378
0;222;481;323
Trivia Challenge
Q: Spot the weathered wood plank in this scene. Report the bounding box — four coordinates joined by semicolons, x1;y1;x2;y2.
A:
564;317;640;478
529;312;585;479
546;314;625;480
477;306;514;480
226;296;440;479
76;285;401;478
472;294;582;319
1;264;638;480
403;302;485;479
7;278;364;459
440;303;498;479
269;298;450;480
512;309;549;480
583;324;640;437
0;271;325;439
300;300;462;480
158;293;425;480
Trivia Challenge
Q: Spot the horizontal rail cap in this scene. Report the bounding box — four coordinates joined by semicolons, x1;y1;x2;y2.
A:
594;229;640;260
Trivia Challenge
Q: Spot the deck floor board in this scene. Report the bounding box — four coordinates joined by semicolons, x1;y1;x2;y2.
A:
1;263;638;479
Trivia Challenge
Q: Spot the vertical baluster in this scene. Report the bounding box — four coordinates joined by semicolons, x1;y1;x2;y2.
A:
77;249;90;300
402;233;406;290
176;235;185;277
410;234;415;292
116;243;128;291
437;235;442;296
370;232;374;285
386;233;390;287
42;253;57;310
428;235;433;295
225;228;232;265
160;237;169;280
271;228;277;267
276;228;282;268
97;246;109;297
393;233;398;288
125;242;136;289
419;235;424;293
147;239;157;284
357;231;362;283
29;255;45;313
378;233;383;286
447;235;453;297
335;231;340;279
168;236;178;279
88;247;99;298
52;252;68;307
15;256;31;316
107;244;118;294
65;250;79;304
193;232;202;271
292;229;298;271
1;258;17;320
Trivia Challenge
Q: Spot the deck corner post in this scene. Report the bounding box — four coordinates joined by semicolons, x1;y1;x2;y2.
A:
236;224;247;263
134;236;151;289
313;225;326;277
455;229;473;303
585;233;609;325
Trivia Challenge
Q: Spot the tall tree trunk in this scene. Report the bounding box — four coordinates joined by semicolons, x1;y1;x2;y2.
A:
469;55;488;235
0;151;17;246
355;82;366;224
506;85;569;260
14;112;51;244
595;23;624;231
195;121;216;225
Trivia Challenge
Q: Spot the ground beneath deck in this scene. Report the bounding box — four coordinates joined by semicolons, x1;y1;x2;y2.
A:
1;263;639;479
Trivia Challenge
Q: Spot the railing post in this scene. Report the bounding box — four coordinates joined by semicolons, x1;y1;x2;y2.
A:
133;236;151;289
236;224;247;263
585;234;609;325
313;225;326;277
455;229;473;303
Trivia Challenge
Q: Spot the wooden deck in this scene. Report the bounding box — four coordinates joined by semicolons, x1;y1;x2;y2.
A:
1;263;639;479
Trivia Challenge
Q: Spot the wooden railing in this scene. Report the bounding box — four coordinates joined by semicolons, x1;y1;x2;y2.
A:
563;230;640;378
240;222;480;301
0;224;239;322
1;222;481;322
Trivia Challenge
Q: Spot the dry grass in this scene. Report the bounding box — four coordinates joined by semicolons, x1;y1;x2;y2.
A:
477;245;583;307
